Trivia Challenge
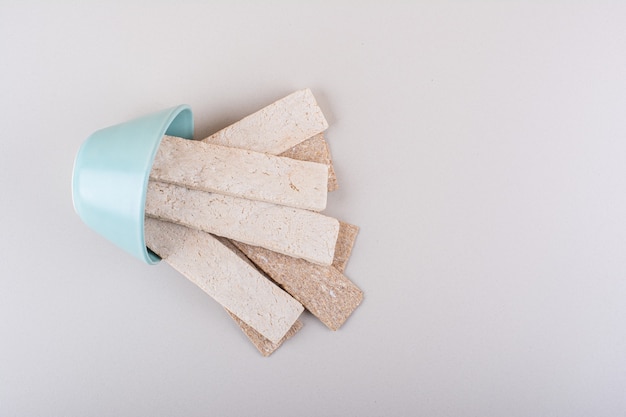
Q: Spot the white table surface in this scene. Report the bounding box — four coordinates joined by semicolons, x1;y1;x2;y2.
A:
2;2;625;416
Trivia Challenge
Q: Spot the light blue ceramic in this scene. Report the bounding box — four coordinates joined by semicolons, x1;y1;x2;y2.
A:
72;105;194;264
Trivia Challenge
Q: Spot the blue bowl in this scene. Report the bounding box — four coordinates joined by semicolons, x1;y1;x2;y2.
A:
72;105;194;264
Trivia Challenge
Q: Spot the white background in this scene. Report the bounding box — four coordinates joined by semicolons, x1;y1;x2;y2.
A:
1;2;626;416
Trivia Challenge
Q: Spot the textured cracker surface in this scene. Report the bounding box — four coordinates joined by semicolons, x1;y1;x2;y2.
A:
151;136;329;211
332;222;359;273
228;311;303;357
144;218;303;343
145;181;340;266
231;241;363;331
202;89;328;154
218;238;304;355
279;133;338;192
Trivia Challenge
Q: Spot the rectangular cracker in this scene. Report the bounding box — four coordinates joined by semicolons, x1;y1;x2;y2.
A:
201;88;328;154
231;240;363;331
145;181;340;266
144;217;303;343
151;135;329;211
155;227;303;354
279;133;338;192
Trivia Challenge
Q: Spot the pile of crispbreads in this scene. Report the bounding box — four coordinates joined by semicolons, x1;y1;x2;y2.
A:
144;89;362;356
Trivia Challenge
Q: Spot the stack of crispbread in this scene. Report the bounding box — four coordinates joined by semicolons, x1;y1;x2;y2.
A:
144;89;362;355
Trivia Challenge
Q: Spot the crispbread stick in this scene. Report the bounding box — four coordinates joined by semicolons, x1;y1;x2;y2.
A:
145;181;340;266
144;217;303;343
150;135;329;211
202;89;328;154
